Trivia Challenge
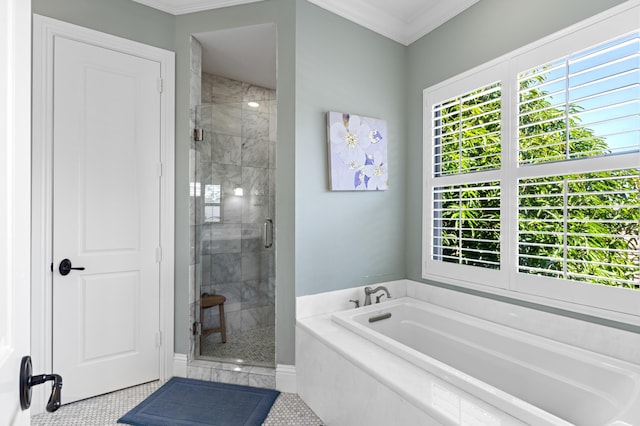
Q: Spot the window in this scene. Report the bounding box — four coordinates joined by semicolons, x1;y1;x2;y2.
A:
204;184;222;223
518;171;639;288
433;181;501;269
423;4;640;315
431;81;502;270
433;82;502;177
518;32;640;164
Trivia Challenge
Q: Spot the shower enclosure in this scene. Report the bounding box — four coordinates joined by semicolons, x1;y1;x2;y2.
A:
193;73;276;367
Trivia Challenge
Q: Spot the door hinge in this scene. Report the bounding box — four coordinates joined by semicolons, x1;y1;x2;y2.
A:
193;128;203;142
156;331;162;348
155;247;163;263
193;322;202;336
157;78;163;93
157;162;163;177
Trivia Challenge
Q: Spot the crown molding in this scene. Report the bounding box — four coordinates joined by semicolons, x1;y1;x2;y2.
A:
131;0;264;15
132;0;479;45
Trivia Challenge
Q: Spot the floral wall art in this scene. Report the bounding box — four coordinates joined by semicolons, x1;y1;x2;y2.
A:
327;111;388;191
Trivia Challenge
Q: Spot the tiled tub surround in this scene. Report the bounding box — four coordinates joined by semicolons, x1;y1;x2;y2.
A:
296;280;640;425
193;73;276;366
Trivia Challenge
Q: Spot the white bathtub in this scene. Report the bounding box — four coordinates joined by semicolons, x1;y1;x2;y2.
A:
329;297;640;425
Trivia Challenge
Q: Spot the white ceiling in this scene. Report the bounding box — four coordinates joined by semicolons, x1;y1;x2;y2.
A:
132;0;479;89
307;0;479;46
193;24;277;89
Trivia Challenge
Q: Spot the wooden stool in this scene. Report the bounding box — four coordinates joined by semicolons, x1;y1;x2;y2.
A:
200;294;227;346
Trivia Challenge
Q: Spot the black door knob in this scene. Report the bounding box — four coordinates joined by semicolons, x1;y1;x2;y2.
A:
58;258;85;276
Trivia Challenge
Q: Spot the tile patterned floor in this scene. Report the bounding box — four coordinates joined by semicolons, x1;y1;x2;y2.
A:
200;326;275;367
31;380;324;426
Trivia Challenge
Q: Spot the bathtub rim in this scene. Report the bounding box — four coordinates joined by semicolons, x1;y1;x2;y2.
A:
296;314;528;425
330;296;640;425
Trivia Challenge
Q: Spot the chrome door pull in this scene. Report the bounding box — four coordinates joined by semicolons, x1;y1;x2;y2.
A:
264;218;273;249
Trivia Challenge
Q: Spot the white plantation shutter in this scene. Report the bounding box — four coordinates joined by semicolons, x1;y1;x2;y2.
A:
433;82;501;176
516;32;640;289
424;4;640;313
433;181;501;269
518;171;640;288
518;32;640;165
428;80;503;273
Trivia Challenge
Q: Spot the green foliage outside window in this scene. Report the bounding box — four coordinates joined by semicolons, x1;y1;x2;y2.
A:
435;73;640;289
434;84;502;269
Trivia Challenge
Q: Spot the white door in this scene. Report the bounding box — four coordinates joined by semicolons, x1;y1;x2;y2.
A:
52;36;161;404
0;0;31;424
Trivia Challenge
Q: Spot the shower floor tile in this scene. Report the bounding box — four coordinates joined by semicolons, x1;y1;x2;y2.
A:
200;325;275;366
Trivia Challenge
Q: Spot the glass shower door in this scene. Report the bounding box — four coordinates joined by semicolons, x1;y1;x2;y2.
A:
193;93;276;367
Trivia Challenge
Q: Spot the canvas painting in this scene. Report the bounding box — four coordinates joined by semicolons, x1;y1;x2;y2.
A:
327;111;388;191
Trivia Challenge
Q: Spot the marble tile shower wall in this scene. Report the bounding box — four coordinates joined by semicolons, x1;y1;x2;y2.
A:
196;73;276;338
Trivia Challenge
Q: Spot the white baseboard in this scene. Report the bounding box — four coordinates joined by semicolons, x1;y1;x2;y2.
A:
173;353;188;377
275;364;297;393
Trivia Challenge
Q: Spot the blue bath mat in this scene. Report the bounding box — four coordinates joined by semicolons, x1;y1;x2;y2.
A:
118;377;280;426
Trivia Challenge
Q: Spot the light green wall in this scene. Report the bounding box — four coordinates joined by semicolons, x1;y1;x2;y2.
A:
295;2;407;296
405;0;629;281
31;0;632;364
32;0;299;363
32;0;174;50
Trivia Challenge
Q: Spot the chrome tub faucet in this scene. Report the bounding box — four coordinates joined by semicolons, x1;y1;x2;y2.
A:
364;286;391;306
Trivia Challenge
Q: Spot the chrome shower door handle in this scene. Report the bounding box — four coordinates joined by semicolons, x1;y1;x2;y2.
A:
264;218;273;249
